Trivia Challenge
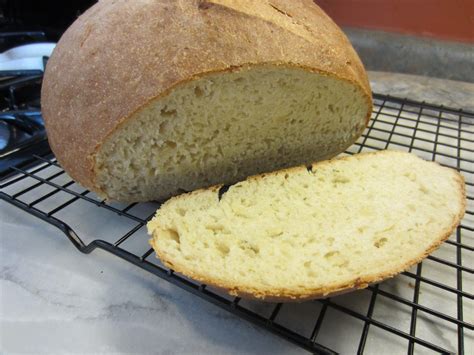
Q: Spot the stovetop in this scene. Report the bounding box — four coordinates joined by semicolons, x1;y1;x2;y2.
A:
0;31;50;178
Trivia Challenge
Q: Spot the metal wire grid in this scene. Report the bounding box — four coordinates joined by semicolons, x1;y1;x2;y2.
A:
0;94;473;354
0;73;49;176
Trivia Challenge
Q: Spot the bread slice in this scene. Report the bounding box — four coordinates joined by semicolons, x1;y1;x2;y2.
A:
41;0;371;202
147;150;465;301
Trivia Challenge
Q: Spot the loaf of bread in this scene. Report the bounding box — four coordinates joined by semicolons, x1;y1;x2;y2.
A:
147;151;466;301
41;0;372;202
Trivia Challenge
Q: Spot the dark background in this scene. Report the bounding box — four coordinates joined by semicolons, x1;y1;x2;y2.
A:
0;0;96;50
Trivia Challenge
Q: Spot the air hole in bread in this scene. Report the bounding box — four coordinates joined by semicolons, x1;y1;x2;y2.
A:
205;223;226;233
159;121;169;134
419;184;429;194
332;176;350;184
216;242;230;256
165;141;177;148
268;229;284;238
164;229;180;246
249;245;260;254
238;240;259;255
218;184;232;200
324;250;339;259
374;237;388;248
194;86;204;97
160;106;177;117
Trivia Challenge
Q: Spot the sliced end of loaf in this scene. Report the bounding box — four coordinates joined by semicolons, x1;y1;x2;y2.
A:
147;150;466;301
94;65;370;202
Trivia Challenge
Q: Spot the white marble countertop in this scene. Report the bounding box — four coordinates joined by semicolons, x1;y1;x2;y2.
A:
1;72;473;354
1;204;306;354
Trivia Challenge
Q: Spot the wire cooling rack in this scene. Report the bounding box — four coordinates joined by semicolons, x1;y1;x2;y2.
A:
1;94;473;354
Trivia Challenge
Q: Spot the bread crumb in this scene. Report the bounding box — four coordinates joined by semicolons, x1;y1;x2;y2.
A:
148;151;464;300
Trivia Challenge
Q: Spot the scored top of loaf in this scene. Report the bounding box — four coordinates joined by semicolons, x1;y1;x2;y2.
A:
41;0;372;193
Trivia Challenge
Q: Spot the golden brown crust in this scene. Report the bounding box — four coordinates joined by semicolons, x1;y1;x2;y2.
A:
149;151;466;301
41;0;372;195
